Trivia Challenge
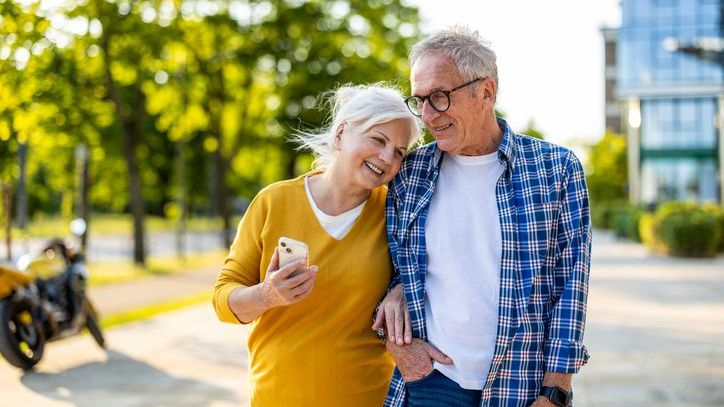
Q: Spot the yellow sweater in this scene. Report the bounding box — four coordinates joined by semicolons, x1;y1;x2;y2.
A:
214;175;393;406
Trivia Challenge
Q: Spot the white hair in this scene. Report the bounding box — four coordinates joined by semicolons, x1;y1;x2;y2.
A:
410;25;499;100
292;83;422;171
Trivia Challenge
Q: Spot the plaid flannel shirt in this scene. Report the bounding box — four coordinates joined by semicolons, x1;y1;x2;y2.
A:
384;118;591;407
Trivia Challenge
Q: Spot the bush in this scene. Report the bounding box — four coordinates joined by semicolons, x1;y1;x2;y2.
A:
611;205;645;242
659;209;721;257
639;213;663;252
701;204;724;253
591;200;628;229
642;202;723;257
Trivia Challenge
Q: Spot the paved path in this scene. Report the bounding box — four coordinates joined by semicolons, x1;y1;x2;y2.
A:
576;232;724;406
0;305;249;406
1;231;723;406
88;266;221;316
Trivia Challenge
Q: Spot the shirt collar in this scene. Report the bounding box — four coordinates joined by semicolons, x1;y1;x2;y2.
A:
430;117;517;172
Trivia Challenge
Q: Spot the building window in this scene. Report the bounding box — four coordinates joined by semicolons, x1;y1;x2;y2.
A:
641;158;718;204
641;98;717;149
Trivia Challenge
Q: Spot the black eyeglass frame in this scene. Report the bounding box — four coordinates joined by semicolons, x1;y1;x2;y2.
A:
404;77;485;117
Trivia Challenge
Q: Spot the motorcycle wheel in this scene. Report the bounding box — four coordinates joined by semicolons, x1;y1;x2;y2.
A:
0;297;45;370
85;315;105;349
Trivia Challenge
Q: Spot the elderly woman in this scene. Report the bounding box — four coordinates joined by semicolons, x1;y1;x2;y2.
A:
213;84;421;406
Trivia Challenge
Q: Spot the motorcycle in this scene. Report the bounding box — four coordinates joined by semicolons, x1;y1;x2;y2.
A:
0;219;105;370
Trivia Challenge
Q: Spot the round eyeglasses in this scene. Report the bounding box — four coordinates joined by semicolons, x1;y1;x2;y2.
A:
404;77;484;117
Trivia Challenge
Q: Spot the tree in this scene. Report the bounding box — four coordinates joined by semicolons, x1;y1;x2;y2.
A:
521;119;545;140
586;131;628;204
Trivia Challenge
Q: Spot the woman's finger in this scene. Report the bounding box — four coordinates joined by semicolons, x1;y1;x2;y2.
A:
276;259;307;280
385;305;396;343
393;302;405;345
372;307;385;331
403;306;412;343
266;248;280;273
286;265;317;288
293;278;316;300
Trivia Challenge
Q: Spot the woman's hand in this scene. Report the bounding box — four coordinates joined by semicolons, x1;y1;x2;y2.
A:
372;283;411;345
259;248;318;308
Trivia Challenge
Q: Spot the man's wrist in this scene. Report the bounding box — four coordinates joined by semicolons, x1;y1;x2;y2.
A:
539;386;571;407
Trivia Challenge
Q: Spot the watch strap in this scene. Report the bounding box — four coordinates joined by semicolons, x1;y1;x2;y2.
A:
539;386;570;407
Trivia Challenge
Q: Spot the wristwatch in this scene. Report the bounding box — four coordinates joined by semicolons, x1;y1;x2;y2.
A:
539;386;570;407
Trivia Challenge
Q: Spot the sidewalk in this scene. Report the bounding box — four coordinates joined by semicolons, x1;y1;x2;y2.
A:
87;266;220;317
1;230;723;406
576;231;724;406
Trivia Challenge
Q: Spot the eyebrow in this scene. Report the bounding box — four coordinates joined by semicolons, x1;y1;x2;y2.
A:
412;85;448;97
374;130;409;153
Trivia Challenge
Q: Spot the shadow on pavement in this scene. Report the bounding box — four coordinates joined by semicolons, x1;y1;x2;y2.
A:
19;350;238;407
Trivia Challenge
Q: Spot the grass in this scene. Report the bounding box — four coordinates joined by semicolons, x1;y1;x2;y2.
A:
9;213;241;238
99;291;212;330
88;249;227;286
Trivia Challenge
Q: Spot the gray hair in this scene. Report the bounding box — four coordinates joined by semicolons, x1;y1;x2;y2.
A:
292;83;422;171
410;25;498;100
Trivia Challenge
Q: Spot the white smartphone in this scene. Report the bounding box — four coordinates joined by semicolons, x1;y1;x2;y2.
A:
277;236;309;276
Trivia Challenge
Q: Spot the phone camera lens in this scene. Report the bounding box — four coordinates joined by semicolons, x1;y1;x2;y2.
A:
285;248;292;253
281;242;286;247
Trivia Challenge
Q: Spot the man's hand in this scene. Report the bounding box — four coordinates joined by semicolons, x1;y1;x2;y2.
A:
529;396;557;407
259;248;318;308
386;338;453;382
372;283;411;345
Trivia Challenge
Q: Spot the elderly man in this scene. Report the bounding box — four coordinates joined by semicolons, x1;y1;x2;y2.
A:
381;26;591;407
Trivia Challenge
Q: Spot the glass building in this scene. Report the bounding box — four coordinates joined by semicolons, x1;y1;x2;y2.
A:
614;0;723;206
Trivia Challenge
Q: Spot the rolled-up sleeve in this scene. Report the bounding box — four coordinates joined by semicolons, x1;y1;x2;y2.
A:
545;152;591;372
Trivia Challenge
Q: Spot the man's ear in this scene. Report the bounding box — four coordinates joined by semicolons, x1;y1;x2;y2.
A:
481;79;496;108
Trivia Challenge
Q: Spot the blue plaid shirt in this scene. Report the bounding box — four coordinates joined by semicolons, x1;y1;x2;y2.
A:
384;118;591;407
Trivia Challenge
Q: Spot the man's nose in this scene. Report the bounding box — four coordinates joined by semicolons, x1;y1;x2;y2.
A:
420;100;440;123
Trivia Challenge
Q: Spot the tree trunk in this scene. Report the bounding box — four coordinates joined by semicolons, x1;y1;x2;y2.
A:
215;147;232;248
124;90;147;265
2;184;12;262
175;139;186;260
75;144;91;253
101;31;146;265
15;142;27;230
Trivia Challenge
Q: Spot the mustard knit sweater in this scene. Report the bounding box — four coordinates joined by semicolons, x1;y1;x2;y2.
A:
214;175;394;406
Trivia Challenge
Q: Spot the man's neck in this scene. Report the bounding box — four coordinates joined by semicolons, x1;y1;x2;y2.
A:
458;119;503;157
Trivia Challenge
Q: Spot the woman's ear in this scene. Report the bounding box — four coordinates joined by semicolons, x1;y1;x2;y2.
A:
334;123;345;150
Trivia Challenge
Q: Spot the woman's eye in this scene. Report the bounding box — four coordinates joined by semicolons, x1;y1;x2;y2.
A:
373;137;385;145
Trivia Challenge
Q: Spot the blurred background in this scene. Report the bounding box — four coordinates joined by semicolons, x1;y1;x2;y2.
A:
0;0;723;406
0;0;722;264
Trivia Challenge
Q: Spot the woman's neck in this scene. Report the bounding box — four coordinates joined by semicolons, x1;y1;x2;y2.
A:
307;167;371;216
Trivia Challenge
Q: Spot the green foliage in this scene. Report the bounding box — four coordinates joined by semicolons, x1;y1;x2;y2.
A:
610;204;645;242
0;0;420;227
591;199;627;229
640;202;723;257
521;119;545;140
701;203;724;252
638;212;661;252
586;131;628;205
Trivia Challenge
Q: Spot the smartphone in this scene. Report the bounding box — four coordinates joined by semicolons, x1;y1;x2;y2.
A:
277;236;309;276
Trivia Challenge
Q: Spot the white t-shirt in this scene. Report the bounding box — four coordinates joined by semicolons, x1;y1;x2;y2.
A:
424;151;505;390
304;176;365;240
